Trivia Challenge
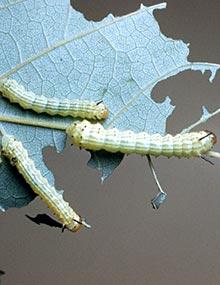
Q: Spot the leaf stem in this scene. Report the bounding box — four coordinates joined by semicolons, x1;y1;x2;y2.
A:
146;155;167;209
0;115;68;131
146;155;165;195
206;151;220;159
181;106;220;134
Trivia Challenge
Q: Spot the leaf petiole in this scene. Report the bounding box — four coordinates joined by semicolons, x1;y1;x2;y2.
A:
0;115;68;130
181;106;220;134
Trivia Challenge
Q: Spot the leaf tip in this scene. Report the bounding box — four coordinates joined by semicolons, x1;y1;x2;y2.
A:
208;65;220;82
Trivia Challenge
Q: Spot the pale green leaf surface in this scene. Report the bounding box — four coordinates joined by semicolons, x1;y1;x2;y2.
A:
0;0;219;210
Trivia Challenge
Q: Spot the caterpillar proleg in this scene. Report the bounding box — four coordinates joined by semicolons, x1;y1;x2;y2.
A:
0;79;109;120
66;120;217;158
0;134;91;232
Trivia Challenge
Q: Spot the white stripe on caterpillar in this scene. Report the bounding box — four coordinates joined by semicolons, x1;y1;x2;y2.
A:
1;134;90;232
0;79;109;120
66;120;217;158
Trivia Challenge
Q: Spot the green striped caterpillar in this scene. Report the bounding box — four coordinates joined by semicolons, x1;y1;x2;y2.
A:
0;134;90;232
0;79;109;120
66;120;219;209
66;120;217;158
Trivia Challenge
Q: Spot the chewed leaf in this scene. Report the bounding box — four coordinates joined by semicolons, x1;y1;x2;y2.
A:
202;106;211;119
88;151;124;182
0;1;219;208
181;105;220;134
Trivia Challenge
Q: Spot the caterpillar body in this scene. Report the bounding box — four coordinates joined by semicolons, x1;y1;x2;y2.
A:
1;134;90;232
0;79;109;120
66;120;217;158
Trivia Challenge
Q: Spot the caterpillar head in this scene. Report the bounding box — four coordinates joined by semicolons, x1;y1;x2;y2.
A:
66;216;91;232
94;102;109;120
206;130;217;145
197;130;217;157
200;130;217;146
66;218;83;232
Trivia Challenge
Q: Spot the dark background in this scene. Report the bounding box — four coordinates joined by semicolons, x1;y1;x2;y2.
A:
1;1;220;284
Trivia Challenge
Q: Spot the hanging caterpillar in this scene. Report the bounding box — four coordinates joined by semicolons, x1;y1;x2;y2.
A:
0;79;109;120
66;120;217;158
0;134;90;232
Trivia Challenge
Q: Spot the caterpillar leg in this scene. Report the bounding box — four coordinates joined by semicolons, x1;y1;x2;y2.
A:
146;155;167;209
